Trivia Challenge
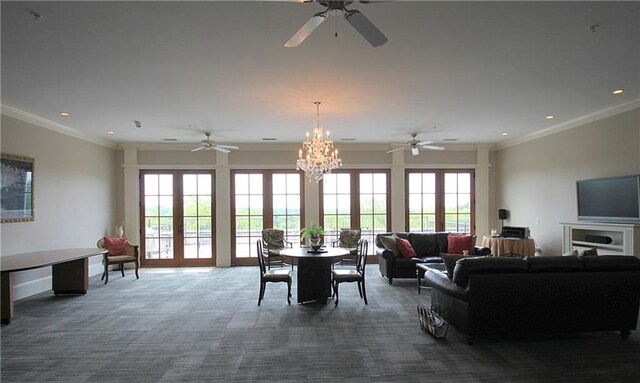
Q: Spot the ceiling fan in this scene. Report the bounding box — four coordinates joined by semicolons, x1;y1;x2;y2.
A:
284;1;388;48
191;132;239;153
387;133;445;156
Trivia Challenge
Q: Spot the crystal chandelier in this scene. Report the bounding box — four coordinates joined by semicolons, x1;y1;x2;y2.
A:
296;101;342;182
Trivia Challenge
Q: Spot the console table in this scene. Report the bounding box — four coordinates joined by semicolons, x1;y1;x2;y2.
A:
481;236;536;257
1;248;107;325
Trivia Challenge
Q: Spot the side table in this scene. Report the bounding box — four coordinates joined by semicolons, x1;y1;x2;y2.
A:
416;263;447;294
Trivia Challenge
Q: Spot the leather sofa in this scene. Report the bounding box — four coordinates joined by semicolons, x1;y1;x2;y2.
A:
375;232;490;285
425;255;640;343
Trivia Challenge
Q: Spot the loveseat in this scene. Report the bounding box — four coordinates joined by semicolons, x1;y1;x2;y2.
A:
425;255;640;343
375;232;490;285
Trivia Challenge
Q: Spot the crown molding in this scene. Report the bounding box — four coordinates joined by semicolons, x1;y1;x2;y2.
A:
1;104;119;150
494;99;640;151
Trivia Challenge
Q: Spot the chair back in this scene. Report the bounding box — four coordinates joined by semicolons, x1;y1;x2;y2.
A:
338;228;361;249
262;228;286;249
256;240;267;275
356;239;368;275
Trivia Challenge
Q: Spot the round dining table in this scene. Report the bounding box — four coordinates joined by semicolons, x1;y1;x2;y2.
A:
280;247;348;304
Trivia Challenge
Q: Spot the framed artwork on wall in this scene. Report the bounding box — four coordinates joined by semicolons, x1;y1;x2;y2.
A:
1;153;34;223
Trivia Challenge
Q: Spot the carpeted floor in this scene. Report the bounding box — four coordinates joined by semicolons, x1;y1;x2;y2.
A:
1;265;640;382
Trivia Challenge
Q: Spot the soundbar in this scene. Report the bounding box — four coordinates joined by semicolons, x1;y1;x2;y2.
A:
584;234;613;244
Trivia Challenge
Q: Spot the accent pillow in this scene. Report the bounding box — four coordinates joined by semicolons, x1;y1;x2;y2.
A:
395;237;417;259
447;235;475;255
379;234;399;257
563;249;579;257
440;253;466;280
103;237;127;256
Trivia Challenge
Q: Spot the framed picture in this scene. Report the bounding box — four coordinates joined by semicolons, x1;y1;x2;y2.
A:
1;153;34;223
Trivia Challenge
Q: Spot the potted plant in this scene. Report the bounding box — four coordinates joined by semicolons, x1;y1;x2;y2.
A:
300;224;324;249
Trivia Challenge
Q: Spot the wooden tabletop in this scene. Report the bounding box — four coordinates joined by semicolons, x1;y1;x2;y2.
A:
1;248;107;272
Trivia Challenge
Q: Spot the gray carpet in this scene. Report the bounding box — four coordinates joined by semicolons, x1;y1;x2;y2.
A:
2;265;640;382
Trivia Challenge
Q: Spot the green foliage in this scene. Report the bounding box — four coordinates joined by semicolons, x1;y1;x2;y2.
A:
300;224;324;239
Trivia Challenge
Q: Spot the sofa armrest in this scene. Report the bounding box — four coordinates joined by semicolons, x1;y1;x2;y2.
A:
375;247;395;260
474;246;491;256
425;269;468;301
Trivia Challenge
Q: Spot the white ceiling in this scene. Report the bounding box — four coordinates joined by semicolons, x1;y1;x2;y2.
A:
2;1;639;147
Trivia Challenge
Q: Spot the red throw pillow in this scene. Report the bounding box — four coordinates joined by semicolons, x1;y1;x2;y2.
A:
103;237;126;256
395;237;417;259
447;235;474;255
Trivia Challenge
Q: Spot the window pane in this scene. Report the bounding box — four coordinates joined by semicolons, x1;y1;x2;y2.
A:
144;174;158;195
287;174;300;194
337;195;350;214
272;174;286;194
336;174;350;193
159;175;173;195
145;196;159;216
445;194;458;213
183;174;197;195
323;174;337;193
249;174;263;194
198;196;211;215
373;195;387;214
287;195;300;214
159;196;173;216
458;173;471;193
249;195;263;215
444;173;457;192
235;174;248;194
360;173;373;194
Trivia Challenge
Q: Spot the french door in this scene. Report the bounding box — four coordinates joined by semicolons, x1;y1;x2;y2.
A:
140;170;216;266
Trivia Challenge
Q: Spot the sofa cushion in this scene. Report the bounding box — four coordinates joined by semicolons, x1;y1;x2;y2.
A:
441;253;467;279
563;249;579;257
581;255;640;271
578;248;598;257
447;235;475;255
396;237;417;259
452;256;528;288
379;234;399;257
408;233;439;259
526;256;584;272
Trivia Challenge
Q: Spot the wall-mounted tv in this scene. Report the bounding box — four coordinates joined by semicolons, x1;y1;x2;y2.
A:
577;174;640;223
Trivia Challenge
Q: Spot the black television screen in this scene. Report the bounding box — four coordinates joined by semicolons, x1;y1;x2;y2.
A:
577;175;640;223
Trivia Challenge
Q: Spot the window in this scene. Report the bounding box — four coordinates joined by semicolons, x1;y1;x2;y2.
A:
321;170;390;251
406;169;474;234
232;170;303;265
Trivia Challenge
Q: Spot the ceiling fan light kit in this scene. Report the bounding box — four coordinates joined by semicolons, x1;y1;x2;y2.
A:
285;1;388;48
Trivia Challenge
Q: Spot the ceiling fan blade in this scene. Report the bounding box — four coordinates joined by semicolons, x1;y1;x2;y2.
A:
422;145;445;151
386;147;407;154
191;146;205;152
284;12;328;48
212;146;231;154
345;10;388;47
216;145;239;150
417;140;433;146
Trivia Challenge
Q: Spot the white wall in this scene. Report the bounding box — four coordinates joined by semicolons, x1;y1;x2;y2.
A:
493;107;640;255
1;115;117;299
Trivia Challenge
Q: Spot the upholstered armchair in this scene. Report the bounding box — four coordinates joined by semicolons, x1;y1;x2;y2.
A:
261;228;293;269
97;237;140;284
332;228;362;264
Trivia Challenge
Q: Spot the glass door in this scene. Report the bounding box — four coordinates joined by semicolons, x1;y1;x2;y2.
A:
141;170;215;266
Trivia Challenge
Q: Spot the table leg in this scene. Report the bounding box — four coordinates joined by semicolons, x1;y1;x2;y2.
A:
1;271;13;325
52;258;88;295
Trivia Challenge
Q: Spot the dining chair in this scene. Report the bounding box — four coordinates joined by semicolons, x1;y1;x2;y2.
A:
261;228;294;269
257;240;292;306
97;237;140;285
331;239;368;307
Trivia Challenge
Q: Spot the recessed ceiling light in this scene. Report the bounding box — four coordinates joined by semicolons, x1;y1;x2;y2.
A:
545;115;555;120
341;138;356;141
612;89;624;95
443;138;458;142
107;131;114;135
501;132;508;136
59;112;69;117
261;137;276;141
162;138;178;142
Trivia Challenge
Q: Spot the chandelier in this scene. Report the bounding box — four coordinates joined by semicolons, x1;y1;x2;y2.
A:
296;101;342;182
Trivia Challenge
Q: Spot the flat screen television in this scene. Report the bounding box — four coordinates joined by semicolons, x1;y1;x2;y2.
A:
576;174;640;223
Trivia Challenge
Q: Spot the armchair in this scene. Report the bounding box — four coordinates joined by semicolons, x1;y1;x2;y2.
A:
261;228;293;269
97;237;140;284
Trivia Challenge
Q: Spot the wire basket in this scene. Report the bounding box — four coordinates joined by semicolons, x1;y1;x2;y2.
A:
417;303;448;338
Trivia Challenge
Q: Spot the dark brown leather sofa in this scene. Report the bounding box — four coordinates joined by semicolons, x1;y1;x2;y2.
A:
425;255;640;343
375;232;490;285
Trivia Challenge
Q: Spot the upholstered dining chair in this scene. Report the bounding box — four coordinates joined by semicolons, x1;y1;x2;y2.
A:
97;237;140;284
331;239;368;307
257;240;292;306
332;228;362;265
261;228;293;269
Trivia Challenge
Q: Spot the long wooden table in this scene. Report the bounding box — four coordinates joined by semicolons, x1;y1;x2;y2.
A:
1;248;107;325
